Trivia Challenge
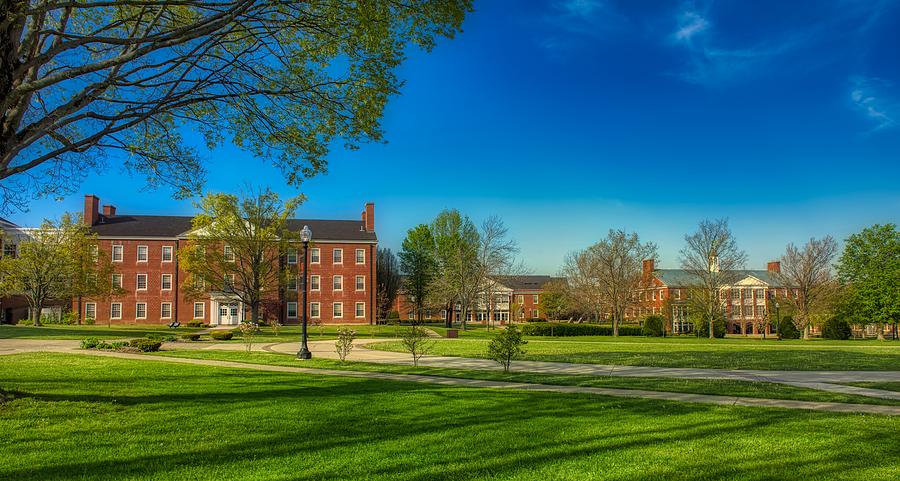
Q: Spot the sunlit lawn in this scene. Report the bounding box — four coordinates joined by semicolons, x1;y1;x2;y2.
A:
1;353;899;481
0;324;202;340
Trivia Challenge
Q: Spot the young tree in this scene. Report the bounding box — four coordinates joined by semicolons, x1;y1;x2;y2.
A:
64;214;121;324
400;325;435;367
587;230;657;337
0;219;69;325
774;236;840;339
431;210;480;329
539;280;568;321
680;219;747;339
488;325;527;373
836;224;900;340
376;248;402;321
0;2;472;212
180;188;302;324
398;225;438;324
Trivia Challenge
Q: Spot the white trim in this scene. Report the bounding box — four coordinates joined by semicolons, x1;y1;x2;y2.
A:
355;275;365;292
333;275;343;292
310;302;321;318
160;302;172;319
112;245;123;262
355;302;365;318
287;302;298;319
135;302;147;319
136;273;148;291
110;303;122;320
333;302;343;319
112;273;123;289
287;248;298;264
136;245;148;262
161;273;173;290
85;303;97;320
310;275;320;291
161;245;174;262
355;248;365;265
193;302;205;319
310;248;321;264
332;248;343;265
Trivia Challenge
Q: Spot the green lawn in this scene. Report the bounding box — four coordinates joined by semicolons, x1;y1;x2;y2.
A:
1;353;899;480
843;382;900;393
149;349;900;406
368;338;900;371
0;324;202;340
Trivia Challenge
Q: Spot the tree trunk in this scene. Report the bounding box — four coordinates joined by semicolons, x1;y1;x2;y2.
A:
251;302;259;324
802;323;810;340
877;323;885;341
77;295;83;325
31;306;41;326
613;316;619;337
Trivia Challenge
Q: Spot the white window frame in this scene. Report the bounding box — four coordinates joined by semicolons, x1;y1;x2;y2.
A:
193;302;205;319
310;302;321;319
333;248;343;265
355;302;365;318
533;294;539;304
85;303;96;320
137;245;148;262
310;248;320;264
516;295;524;304
112;245;123;262
161;274;173;290
136;302;147;319
287;302;298;319
355;275;365;291
162;246;173;262
112;273;123;289
136;273;148;291
333;302;343;319
224;245;235;262
355;248;365;265
161;303;172;319
333;275;343;292
310;275;320;291
110;303;122;320
287;248;298;264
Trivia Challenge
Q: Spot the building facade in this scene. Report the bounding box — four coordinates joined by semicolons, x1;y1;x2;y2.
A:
79;195;377;325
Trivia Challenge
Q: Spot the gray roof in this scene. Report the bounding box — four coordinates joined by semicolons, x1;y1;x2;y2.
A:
654;269;781;287
91;215;376;242
0;217;20;230
493;275;559;291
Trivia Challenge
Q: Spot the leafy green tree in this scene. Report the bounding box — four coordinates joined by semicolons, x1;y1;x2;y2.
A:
0;220;70;325
399;225;438;324
180;188;303;324
488;325;528;373
538;281;568;321
64;214;121;324
0;1;472;211
400;325;435;367
836;224;900;340
431;210;480;328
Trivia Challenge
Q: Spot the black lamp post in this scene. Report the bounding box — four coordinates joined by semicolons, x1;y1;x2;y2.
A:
774;301;780;340
297;225;312;359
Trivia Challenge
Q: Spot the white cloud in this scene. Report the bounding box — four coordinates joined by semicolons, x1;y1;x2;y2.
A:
561;0;605;18
850;77;898;132
674;10;709;42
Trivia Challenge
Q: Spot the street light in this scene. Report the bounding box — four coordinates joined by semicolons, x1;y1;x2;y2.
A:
297;225;312;359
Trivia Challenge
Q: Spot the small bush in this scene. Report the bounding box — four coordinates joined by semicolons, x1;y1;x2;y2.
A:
128;338;162;352
84;317;96;325
335;327;357;361
181;333;201;341
147;334;176;342
488;326;528;373
81;337;100;349
822;317;852;340
641;315;666;337
778;316;801;340
210;330;233;341
387;310;400;321
400;326;434;367
186;320;208;328
521;322;643;337
16;318;34;326
694;317;727;338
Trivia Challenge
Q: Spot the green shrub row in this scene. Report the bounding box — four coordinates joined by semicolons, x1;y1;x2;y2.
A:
641;315;665;337
210;330;234;341
521;322;643;337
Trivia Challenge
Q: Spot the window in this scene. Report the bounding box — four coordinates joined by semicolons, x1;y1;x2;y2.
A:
137;245;148;262
533;295;539;304
161;303;172;319
356;302;365;318
652;291;657;301
742;288;751;299
355;275;365;291
193;302;205;319
191;276;205;290
136;303;147;319
2;242;17;258
85;303;96;320
310;248;320;264
110;303;122;319
112;274;123;289
136;274;148;290
112;245;123;262
310;302;321;318
659;290;665;300
333;302;343;319
287;302;298;319
743;306;753;317
516;295;524;304
731;306;741;319
162;246;173;262
224;245;235;262
161;274;172;290
675;289;682;300
287;249;298;264
310;275;320;291
224;273;236;290
356;248;365;264
333;248;343;264
755;289;765;300
532;309;540;318
287;276;298;291
731;289;740;300
333;275;343;291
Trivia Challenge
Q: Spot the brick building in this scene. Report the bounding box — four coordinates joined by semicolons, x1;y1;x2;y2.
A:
631;259;794;335
79;195;377;325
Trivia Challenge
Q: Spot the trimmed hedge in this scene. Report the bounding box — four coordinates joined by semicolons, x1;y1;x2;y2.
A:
822;317;852;340
521;322;642;337
181;333;201;341
210;330;234;341
128;338;162;352
641;315;666;337
778;316;801;340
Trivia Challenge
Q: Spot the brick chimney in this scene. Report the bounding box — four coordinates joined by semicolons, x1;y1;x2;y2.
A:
642;259;655;276
362;202;374;233
102;204;116;218
767;261;781;273
84;195;100;226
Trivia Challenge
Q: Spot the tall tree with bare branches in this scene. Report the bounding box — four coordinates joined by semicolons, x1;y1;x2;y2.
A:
680;219;747;339
559;249;606;323
475;216;521;328
0;1;472;212
774;236;839;339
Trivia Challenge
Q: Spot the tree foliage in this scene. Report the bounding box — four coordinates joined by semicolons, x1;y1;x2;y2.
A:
487;325;527;373
836;224;900;340
0;1;472;211
430;209;479;328
398;224;437;324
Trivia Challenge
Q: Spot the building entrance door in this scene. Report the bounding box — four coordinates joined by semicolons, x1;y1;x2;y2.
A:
218;303;240;325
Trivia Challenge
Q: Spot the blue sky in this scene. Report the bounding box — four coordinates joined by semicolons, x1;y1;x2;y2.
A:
9;0;900;274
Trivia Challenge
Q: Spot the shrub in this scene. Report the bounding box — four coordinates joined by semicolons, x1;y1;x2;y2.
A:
521;322;643;337
128;338;162;352
488;326;528;373
239;322;258;352
210;330;233;341
16;318;34;326
335;327;356;361
694;317;727;338
81;337;100;349
387;310;400;321
641;315;666;337
186;320;206;328
400;326;434;367
181;333;201;341
147;334;176;342
778;316;801;340
822;317;852;340
525;318;544;323
84;317;96;325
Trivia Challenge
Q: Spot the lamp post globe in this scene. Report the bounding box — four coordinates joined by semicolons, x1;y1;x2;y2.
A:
297;225;313;359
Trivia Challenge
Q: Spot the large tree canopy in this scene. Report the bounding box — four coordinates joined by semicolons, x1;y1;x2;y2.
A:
0;1;472;211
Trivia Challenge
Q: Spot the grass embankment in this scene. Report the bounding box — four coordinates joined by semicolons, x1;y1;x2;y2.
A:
2;352;899;480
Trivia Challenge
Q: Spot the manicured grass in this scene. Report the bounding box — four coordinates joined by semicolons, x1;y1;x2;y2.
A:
368;338;900;371
843;382;900;393
2;353;899;480
0;324;201;340
150;349;900;406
